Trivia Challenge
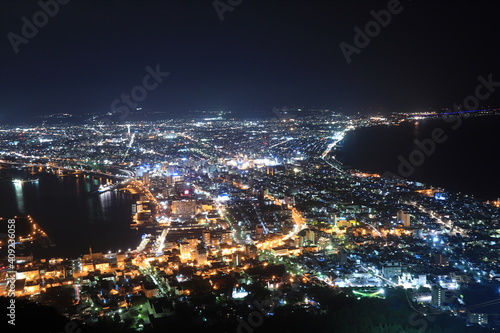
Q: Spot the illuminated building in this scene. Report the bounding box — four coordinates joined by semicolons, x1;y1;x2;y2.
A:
336;219;352;228
415;188;438;197
245;244;258;259
300;228;318;244
232;252;243;266
180;239;197;262
196;246;208;266
382;262;403;278
397;210;411;227
433;253;449;266
431;285;445;306
221;230;232;244
143;171;150;186
202;230;211;245
171;200;196;217
284;196;295;205
271;247;289;256
468;313;488;325
318;236;332;250
255;225;264;238
232;286;249;299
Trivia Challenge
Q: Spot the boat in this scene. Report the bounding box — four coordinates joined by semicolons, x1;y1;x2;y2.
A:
98;184;114;193
12;178;39;184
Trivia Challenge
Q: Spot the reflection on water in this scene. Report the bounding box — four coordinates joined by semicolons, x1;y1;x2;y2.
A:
0;170;139;258
412;121;420;149
14;181;25;214
98;190;112;218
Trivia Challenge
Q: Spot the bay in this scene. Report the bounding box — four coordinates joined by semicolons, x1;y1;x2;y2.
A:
337;116;500;201
0;170;140;258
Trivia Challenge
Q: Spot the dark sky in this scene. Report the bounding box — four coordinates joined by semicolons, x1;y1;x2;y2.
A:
1;0;500;122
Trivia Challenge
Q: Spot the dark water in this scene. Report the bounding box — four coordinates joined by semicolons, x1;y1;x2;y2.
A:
463;284;500;314
337;116;500;201
0;171;140;258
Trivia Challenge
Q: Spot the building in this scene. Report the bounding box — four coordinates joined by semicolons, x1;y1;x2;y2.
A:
221;230;232;244
336;220;352;228
431;285;445;307
413;228;423;239
397;210;410;227
180;241;194;262
337;250;348;266
318;236;332;250
382;262;403;278
255;225;264;238
433;253;449;266
245;244;258;259
171;200;197;217
232;252;243;266
468;313;488;325
143;171;150;186
202;230;211;245
196;246;208;266
305;229;317;243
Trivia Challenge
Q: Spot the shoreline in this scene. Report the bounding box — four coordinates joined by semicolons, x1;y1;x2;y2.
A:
333;118;499;202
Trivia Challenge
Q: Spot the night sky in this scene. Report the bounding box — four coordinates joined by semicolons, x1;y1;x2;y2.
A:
1;0;500;122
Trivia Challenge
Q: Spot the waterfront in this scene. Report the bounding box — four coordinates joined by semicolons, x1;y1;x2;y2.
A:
338;116;500;201
0;169;140;258
0;117;499;331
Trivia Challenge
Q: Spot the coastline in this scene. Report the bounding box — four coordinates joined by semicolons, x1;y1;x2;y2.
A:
334;116;500;201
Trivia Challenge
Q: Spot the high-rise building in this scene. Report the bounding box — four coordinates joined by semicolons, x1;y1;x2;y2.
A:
305;229;317;243
337;249;348;266
142;171;150;186
196;246;208;266
202;230;211;245
245;244;258;259
431;285;445;306
171;200;196;216
468;313;488;325
255;225;264;238
232;252;243;266
221;230;232;244
382;262;403;278
180;240;194;262
433;253;449;266
397;210;410;227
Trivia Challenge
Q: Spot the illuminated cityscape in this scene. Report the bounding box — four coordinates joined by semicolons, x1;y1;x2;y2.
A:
1;1;500;332
1;111;500;332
